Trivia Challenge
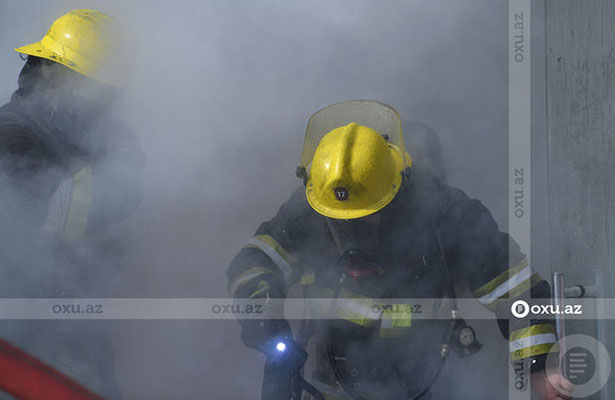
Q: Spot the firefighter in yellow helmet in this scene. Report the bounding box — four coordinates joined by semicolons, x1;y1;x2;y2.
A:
228;101;572;399
14;9;129;88
0;10;143;400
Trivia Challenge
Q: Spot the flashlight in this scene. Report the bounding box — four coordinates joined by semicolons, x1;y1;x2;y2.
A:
265;338;306;367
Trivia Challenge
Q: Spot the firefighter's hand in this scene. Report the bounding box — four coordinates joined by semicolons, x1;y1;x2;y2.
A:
531;369;574;400
239;318;292;353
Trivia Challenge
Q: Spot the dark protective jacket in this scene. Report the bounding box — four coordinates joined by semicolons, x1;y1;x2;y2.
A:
0;58;145;400
228;167;557;399
0;60;145;248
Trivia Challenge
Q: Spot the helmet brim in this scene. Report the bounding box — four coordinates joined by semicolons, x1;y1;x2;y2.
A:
15;41;123;88
306;145;405;220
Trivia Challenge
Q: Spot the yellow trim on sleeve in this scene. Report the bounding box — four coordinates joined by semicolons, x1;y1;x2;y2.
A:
511;343;558;361
472;258;529;298
510;324;556;341
228;266;276;297
482;273;544;311
253;234;297;266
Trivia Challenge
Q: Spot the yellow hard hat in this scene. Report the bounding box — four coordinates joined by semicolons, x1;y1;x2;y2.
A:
306;122;407;219
15;9;128;88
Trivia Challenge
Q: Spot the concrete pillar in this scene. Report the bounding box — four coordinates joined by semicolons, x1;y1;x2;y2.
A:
546;0;615;397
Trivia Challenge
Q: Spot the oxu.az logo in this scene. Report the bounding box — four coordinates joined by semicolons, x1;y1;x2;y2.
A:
510;300;583;318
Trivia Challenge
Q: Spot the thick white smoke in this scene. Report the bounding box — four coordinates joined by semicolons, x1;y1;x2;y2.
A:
0;1;546;398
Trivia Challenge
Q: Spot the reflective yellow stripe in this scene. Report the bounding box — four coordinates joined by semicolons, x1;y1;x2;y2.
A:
511;343;558;361
308;286;378;327
307;286;412;334
510;333;557;353
62;165;93;241
299;271;315;286
228;266;276;297
473;258;529;298
481;272;543;311
328;288;378;326
472;258;544;311
248;280;270;298
336;292;380;326
510;324;555;341
380;305;412;327
253;234;297;265
509;324;557;360
245;234;297;282
379;305;412;338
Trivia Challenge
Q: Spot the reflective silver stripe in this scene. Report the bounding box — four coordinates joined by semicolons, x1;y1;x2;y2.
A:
335;297;380;321
380;309;412;329
42;165;93;241
228;267;274;297
478;266;532;305
306;288;379;326
308;297;378;319
43;177;74;235
62;165;93;241
247;237;294;283
509;333;557;352
381;318;394;329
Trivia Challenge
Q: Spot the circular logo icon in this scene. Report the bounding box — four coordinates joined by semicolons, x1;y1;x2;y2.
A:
545;334;612;397
564;346;596;386
334;187;349;201
511;300;530;318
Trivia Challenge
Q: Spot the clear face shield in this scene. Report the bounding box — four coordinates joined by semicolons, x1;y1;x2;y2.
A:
296;100;409;184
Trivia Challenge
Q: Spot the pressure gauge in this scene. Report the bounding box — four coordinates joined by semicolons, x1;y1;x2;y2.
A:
450;319;482;358
458;326;476;348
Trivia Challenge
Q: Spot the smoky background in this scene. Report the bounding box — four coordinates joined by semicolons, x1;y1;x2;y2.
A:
0;0;549;398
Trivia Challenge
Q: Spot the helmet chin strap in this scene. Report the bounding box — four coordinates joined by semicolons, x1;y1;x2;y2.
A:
403;166;412;180
296;165;308;186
